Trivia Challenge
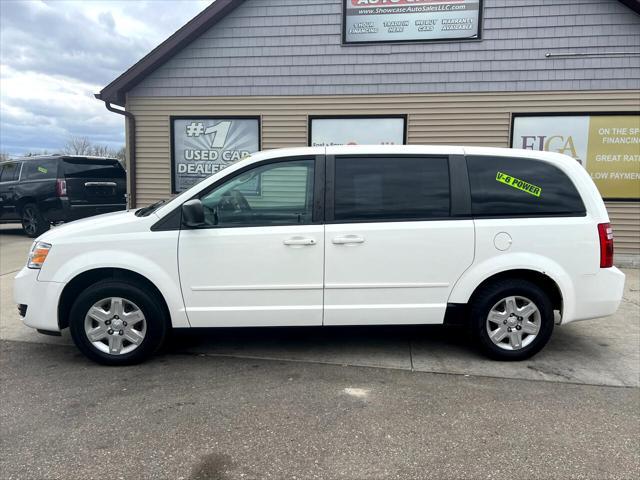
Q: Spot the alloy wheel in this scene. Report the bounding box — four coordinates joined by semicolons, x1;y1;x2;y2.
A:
84;297;147;355
22;207;37;236
486;295;541;350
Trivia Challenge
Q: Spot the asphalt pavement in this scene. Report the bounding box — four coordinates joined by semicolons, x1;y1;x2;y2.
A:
1;340;638;480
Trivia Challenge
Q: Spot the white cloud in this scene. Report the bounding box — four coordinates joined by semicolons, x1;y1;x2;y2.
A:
1;64;123;153
0;0;212;155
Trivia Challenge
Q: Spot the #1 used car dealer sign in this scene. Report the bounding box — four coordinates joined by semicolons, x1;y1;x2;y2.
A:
172;117;260;193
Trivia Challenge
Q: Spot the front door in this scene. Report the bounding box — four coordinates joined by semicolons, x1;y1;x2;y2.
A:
323;153;475;325
178;156;324;327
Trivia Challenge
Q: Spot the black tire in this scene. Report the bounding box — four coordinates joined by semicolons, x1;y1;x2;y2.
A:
21;203;49;238
69;280;168;365
470;279;554;361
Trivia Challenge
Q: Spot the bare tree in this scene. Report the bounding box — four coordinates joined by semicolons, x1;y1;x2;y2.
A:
23;150;50;157
113;146;126;161
61;136;124;160
90;144;111;157
63;136;92;155
0;151;9;161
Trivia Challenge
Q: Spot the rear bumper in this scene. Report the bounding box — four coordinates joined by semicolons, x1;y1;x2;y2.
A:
47;199;125;222
14;267;64;332
562;267;626;324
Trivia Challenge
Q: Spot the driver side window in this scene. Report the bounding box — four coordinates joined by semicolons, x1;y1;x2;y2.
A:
199;159;315;227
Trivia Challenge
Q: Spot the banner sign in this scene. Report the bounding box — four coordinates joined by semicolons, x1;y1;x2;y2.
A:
310;117;406;146
343;0;481;44
172;117;260;193
511;114;640;199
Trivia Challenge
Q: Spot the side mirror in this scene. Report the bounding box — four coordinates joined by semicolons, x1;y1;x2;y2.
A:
181;199;205;227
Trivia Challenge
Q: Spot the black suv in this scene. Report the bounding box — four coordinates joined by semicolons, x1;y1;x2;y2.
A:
0;156;127;237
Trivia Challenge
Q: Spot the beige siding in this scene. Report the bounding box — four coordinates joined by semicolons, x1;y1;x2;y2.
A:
127;89;640;254
606;201;640;256
249;165;310;208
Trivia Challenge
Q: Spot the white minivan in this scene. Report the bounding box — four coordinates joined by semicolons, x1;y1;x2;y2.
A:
15;146;625;365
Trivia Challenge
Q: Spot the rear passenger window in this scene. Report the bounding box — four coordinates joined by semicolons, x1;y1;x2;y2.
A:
24;160;57;180
334;156;450;222
466;156;585;217
0;163;20;182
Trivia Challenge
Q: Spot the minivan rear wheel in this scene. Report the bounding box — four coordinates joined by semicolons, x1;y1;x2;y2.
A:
69;280;168;365
21;203;49;238
470;279;554;360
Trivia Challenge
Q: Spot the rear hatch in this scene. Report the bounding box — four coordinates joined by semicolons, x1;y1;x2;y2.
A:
62;157;126;205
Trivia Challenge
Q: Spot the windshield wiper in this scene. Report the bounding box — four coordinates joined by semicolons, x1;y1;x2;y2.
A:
135;199;168;217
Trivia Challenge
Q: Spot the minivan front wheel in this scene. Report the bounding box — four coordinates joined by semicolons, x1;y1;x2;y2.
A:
471;279;554;360
21;203;49;238
69;280;168;365
83;297;147;356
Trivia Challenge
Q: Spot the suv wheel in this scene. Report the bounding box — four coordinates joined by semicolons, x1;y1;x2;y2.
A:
69;280;168;365
471;279;554;361
21;203;49;238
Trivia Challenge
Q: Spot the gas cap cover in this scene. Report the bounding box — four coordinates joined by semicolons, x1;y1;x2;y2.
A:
494;232;513;251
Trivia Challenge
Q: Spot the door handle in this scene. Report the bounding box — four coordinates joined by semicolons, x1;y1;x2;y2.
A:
283;237;316;246
332;234;365;245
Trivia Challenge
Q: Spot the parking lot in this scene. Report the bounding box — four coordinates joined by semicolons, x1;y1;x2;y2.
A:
2;224;639;388
1;224;639;479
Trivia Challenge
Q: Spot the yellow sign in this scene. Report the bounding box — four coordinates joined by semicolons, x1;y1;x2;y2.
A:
512;114;640;199
586;116;640;199
496;172;542;197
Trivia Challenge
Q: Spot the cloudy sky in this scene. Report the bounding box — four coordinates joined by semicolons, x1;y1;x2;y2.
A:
0;0;212;156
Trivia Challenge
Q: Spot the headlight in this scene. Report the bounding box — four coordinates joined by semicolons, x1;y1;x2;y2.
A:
27;242;52;269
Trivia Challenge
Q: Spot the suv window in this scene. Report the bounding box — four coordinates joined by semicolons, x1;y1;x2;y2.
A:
200;159;315;227
0;163;20;182
62;158;125;178
334;156;450;222
24;159;57;180
466;155;586;217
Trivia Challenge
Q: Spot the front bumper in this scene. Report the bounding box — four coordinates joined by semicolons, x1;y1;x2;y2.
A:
14;267;65;332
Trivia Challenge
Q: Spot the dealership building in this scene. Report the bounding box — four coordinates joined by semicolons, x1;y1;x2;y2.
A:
96;0;640;260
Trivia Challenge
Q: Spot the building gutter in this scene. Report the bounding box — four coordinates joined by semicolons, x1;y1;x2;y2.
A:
95;96;137;208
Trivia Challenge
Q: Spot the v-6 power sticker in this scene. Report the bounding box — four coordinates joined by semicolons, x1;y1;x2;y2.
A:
496;171;542;197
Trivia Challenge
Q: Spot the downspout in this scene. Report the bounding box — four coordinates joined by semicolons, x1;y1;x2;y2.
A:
95;97;137;209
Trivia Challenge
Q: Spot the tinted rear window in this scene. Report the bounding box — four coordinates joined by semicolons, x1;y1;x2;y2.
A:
0;163;20;182
334;156;450;222
466;155;585;217
24;159;57;180
63;158;125;179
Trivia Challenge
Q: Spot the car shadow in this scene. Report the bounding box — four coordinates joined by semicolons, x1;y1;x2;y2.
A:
166;324;474;360
0;226;27;237
159;322;637;387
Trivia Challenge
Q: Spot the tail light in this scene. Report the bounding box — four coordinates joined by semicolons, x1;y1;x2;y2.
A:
56;179;67;197
598;223;614;268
